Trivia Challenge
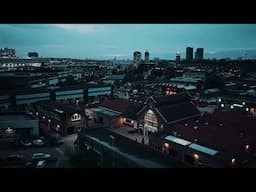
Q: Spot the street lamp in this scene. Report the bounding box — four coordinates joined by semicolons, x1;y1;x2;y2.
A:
109;135;115;168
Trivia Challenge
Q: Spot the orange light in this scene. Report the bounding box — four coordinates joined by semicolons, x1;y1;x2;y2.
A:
193;154;200;160
164;143;169;148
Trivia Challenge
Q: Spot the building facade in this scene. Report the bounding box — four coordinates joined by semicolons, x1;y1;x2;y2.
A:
186;47;193;61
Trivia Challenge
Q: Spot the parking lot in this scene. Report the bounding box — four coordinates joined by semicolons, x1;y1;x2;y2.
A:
0;134;78;168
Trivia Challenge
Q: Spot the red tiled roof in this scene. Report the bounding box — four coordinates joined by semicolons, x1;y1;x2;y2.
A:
166;111;256;153
101;99;143;117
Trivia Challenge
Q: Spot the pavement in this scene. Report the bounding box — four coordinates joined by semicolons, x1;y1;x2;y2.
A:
106;126;149;145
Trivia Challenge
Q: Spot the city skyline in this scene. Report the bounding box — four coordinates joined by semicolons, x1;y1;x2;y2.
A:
1;24;256;60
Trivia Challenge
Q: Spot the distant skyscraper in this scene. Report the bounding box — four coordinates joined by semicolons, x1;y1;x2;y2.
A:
176;52;181;64
145;50;149;63
195;48;204;61
133;51;141;68
186;47;193;61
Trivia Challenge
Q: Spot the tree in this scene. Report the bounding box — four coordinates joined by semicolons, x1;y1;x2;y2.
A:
204;73;224;90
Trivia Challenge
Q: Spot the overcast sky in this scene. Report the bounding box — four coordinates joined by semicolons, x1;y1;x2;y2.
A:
1;24;256;60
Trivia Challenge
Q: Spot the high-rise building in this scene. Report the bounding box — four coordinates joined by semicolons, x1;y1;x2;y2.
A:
195;48;204;61
133;51;141;68
176;52;181;64
186;47;193;61
145;50;149;63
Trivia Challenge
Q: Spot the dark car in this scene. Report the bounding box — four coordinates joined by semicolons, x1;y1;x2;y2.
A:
128;129;139;134
7;154;25;161
6;154;25;165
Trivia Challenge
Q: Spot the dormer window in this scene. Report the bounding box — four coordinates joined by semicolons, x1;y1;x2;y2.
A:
71;113;81;122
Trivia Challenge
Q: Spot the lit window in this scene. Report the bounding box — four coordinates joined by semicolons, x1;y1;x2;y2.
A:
218;98;221;102
245;145;250;151
242;102;245;105
246;108;249;112
230;105;234;109
71;113;81;122
144;109;158;128
221;104;224;108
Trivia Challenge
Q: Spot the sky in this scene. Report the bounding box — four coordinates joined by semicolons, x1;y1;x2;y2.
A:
0;24;256;60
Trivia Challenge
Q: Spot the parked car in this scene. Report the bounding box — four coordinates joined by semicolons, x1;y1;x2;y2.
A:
32;153;51;160
36;160;46;168
32;139;44;147
7;154;25;161
20;140;32;147
128;129;139;134
25;161;34;168
6;154;25;165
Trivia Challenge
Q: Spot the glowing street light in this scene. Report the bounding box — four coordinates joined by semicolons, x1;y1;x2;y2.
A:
193;154;200;161
48;119;51;123
164;143;170;148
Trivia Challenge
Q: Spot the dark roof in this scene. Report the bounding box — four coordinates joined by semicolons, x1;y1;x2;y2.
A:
0;87;49;96
166;111;256;154
157;102;201;123
150;93;200;123
152;93;190;107
101;99;144;118
35;100;84;114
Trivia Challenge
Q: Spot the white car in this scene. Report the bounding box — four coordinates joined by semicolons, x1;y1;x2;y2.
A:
36;160;46;168
32;153;51;160
32;139;44;147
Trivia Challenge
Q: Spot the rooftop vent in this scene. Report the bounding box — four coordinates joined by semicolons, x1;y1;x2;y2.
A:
194;139;198;143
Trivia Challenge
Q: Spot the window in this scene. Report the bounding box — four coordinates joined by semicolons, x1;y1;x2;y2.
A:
144;109;158;128
71;113;81;122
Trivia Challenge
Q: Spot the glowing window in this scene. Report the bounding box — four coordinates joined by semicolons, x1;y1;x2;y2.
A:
71;113;81;122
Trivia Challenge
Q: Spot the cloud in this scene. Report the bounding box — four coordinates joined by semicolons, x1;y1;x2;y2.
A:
104;53;130;58
207;51;217;54
52;24;96;33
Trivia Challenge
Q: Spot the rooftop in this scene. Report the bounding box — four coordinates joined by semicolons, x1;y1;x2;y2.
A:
0;112;35;121
35;100;84;114
80;128;186;168
165;111;256;154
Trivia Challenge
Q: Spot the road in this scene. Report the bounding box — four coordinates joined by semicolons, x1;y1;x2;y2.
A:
56;134;78;168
